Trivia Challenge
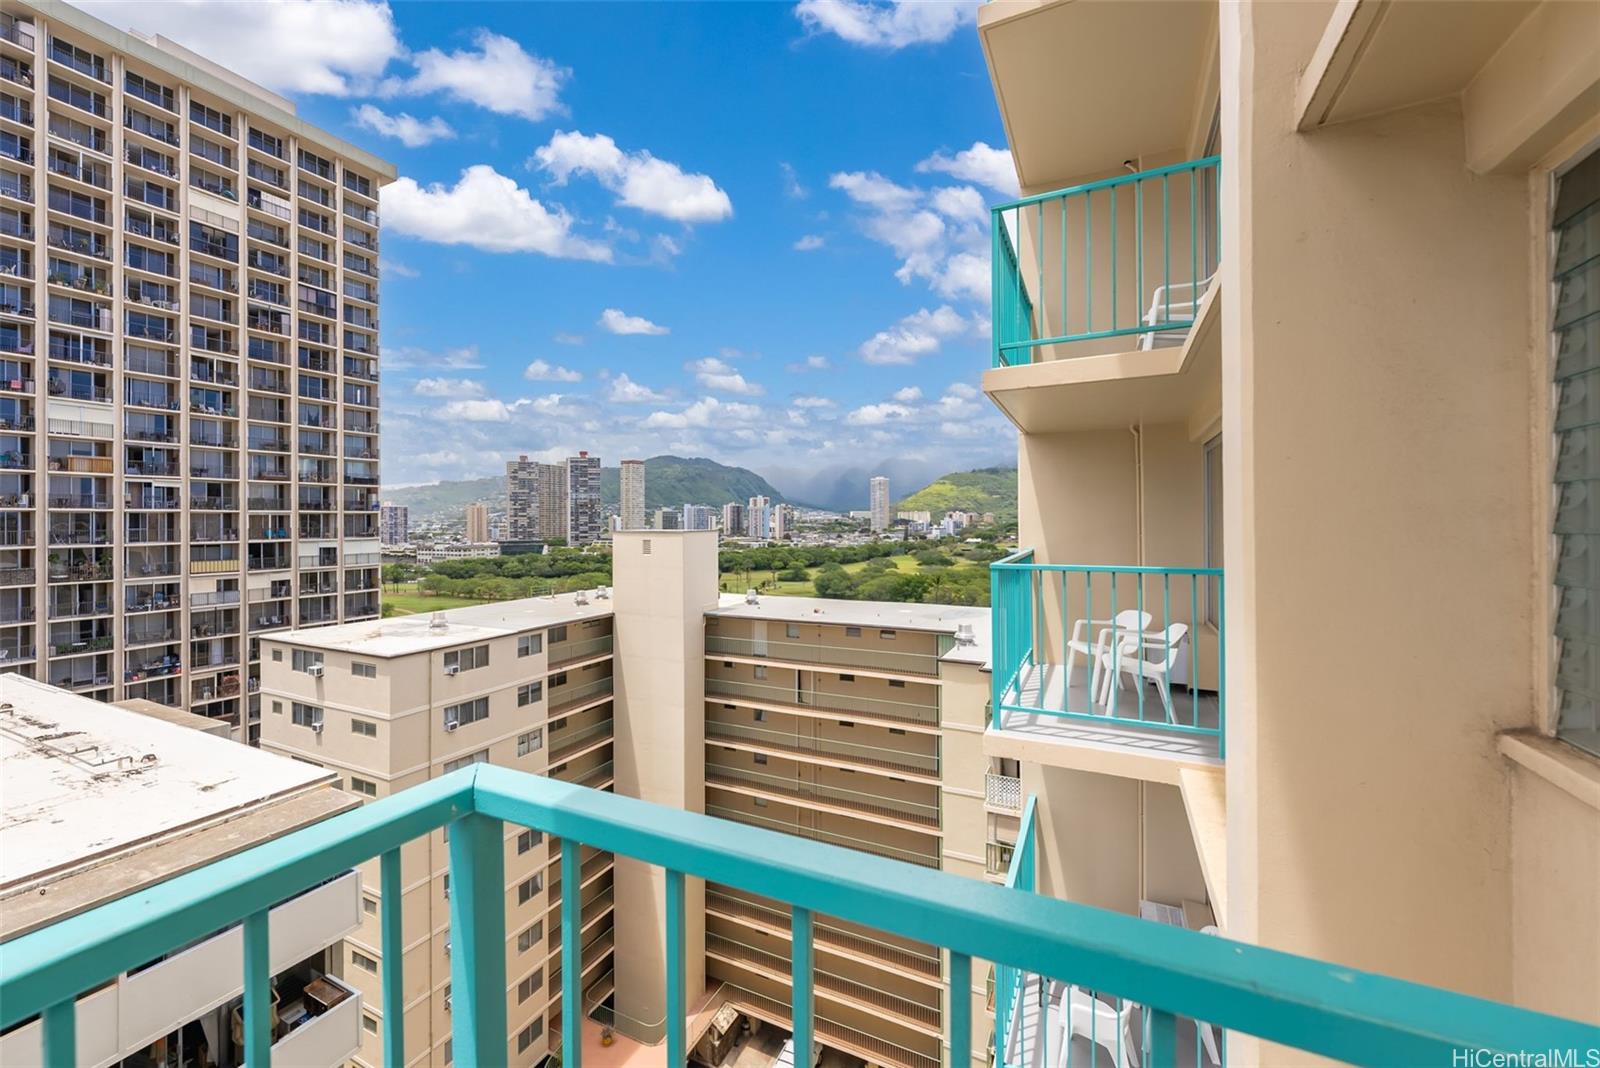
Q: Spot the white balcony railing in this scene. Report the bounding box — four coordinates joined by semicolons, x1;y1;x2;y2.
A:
985;772;1023;815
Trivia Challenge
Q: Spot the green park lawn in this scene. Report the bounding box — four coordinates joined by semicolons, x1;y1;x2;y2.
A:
720;553;985;598
383;581;488;616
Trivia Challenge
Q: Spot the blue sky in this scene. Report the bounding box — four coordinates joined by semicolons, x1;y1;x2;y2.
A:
79;0;1020;499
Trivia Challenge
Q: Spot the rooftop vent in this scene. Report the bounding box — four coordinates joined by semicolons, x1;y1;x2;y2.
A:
745;589;760;606
956;623;976;647
428;612;448;633
595;586;611;600
575;590;589;606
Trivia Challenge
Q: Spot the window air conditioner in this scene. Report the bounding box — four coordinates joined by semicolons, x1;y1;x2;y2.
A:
444;664;460;677
307;664;324;678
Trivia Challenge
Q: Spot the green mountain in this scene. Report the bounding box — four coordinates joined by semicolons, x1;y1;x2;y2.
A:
896;466;1018;522
600;455;787;511
383;456;786;523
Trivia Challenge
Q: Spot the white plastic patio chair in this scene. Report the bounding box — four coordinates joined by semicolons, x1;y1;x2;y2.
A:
1057;985;1140;1068
1100;622;1190;722
1139;274;1215;350
1065;609;1151;711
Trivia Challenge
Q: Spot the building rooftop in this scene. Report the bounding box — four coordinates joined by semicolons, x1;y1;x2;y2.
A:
263;591;616;658
710;593;993;666
0;677;352;934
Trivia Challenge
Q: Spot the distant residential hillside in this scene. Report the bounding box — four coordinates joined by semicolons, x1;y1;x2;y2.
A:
383;456;786;523
896;467;1018;522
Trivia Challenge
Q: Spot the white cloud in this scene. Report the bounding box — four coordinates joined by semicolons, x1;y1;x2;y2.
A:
781;162;809;200
524;359;582;383
380;259;419;278
846;402;915;426
598;308;669;336
75;0;402;95
859;306;970;364
351;104;454;147
892;386;923;403
830;171;989;301
381;165;611;260
607;374;668;403
643;397;762;429
786;354;832;373
917;141;1020;197
791;395;836;409
533;131;733;224
553;332;585;346
385;343;483;370
794;0;976;49
689;356;764;396
414;377;484;398
946;381;978;398
388;30;567;121
793;234;825;252
441;398;515;422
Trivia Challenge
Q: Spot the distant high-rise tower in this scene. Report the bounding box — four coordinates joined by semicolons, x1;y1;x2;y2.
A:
465;503;489;543
620;459;646;531
506;455;539;539
721;502;745;537
566;452;602;545
870;476;891;532
773;503;793;540
380;502;409;546
747;496;772;539
654;507;682;530
683;504;715;531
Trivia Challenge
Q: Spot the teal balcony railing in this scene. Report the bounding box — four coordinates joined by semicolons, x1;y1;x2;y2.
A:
992;157;1220;367
992;549;1225;755
3;765;1595;1067
993;795;1037;1063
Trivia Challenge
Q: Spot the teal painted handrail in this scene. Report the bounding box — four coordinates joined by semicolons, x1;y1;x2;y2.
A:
3;765;1596;1066
991;157;1221;367
991;550;1226;755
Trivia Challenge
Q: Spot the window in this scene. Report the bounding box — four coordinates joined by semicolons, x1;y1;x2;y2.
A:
1553;148;1600;757
518;633;542;657
352;661;376;678
516;921;543;952
517;969;544;1003
517;729;544;756
845;626;862;638
443;645;488;672
290;702;322;728
889;727;906;736
549;625;568;643
889;679;906;688
349;776;377;798
1204;433;1223;628
443;697;488;730
753;797;768;807
518;681;543;707
442;750;488;774
551;671;568;687
516;1019;543;1053
753;754;768;765
753;665;767;681
786;624;801;638
271;649;282;661
291;649;322;674
363;896;377;915
517;874;543;904
271;700;282;714
189;100;232;136
517;828;543;854
363;1014;378;1035
839;673;855;683
351;718;377;737
752;709;765;722
352;950;377;972
879;629;897;640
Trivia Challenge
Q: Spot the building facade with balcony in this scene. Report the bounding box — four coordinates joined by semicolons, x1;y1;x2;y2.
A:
0;673;364;1067
0;0;394;742
977;0;1600;1060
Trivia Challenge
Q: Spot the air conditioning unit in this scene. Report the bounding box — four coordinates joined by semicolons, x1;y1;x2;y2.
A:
444;712;460;732
311;712;324;733
307;664;324;678
444;664;460;677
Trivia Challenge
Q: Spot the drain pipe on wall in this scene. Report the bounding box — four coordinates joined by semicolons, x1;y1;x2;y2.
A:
1129;423;1146;566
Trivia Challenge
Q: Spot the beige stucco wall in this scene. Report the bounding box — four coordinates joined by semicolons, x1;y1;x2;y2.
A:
611;530;717;1038
1222;0;1534;1004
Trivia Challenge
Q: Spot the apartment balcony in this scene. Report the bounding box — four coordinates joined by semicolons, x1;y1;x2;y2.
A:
705;675;939;731
548;676;614;718
705;719;940;782
550;632;613;667
2;766;1589;1068
989;551;1224;783
985;772;1024;816
706;632;941;678
984;158;1221;435
705;763;940;837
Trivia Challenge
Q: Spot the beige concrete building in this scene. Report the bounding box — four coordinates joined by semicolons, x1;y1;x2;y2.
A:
0;673;364;1067
619;457;645;532
0;0;394;743
258;530;999;1068
976;0;1600;1060
869;476;890;533
464;502;488;545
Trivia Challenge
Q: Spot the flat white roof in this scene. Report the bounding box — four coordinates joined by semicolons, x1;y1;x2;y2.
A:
264;591;615;658
709;594;993;665
0;676;336;890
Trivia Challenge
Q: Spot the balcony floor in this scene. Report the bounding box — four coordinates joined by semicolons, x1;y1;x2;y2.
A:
993;663;1221;772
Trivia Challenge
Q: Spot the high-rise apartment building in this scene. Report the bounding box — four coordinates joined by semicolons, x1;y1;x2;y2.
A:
771;501;791;540
564;451;600;546
378;501;407;546
720;501;744;538
653;506;680;530
682;503;714;531
0;674;364;1066
869;475;891;532
976;0;1600;1057
745;495;770;540
618;458;644;531
507;455;567;543
464;502;488;544
0;0;393;740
